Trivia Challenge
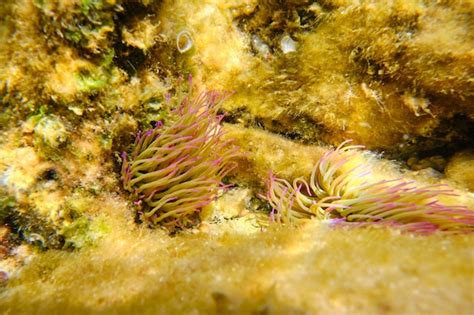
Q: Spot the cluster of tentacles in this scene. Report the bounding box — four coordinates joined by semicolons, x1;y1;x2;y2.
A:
261;141;474;234
121;90;239;231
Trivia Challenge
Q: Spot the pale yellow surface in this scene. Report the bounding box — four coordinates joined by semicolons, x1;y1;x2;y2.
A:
1;216;473;314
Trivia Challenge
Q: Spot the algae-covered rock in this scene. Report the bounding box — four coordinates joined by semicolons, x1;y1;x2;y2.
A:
445;150;474;192
0;0;473;313
157;0;473;157
33;115;69;155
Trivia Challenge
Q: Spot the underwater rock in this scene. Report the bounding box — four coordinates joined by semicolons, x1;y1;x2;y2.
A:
0;0;473;313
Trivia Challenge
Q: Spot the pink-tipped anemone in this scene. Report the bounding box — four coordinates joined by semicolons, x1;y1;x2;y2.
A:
261;140;474;234
121;87;239;231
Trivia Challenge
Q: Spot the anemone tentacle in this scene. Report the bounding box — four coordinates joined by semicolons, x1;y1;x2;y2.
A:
121;88;239;231
262;141;474;234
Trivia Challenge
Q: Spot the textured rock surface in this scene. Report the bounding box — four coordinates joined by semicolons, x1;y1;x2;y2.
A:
0;0;473;313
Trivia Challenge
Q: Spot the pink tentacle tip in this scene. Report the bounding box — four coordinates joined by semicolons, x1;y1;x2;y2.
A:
327;218;346;226
270;208;276;222
220;183;234;191
212;158;223;166
120;151;127;161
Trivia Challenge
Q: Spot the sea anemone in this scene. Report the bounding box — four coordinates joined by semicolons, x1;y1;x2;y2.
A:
261;141;474;234
121;88;239;231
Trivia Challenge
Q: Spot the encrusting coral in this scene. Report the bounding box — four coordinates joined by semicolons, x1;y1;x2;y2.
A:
261;141;474;234
121;85;239;231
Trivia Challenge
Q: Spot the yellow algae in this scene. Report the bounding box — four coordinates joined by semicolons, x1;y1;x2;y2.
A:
1;220;473;314
445;151;474;192
122;18;162;52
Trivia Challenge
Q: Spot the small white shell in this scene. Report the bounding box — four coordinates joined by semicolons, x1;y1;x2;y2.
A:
280;35;297;54
176;30;193;53
251;35;270;57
